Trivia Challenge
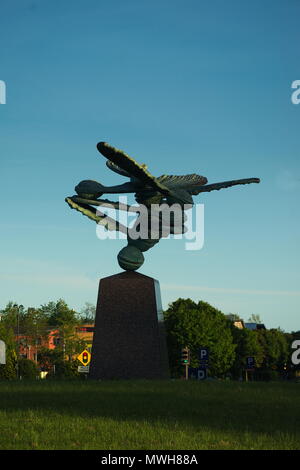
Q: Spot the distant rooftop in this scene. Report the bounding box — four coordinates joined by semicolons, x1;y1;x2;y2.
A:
244;322;266;330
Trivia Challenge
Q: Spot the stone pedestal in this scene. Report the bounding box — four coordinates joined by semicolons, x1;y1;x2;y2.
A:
89;271;170;380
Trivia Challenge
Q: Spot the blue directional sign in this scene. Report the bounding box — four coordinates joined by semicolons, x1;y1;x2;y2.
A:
246;356;255;370
197;367;207;380
198;347;209;366
189;367;207;380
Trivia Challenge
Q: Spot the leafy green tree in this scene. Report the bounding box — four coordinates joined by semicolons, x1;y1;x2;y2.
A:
79;302;96;323
0;302;25;333
37;347;63;372
225;313;242;322
0;299;92;375
0;350;17;380
19;307;49;361
47;359;80;379
164;298;236;378
40;299;80;360
0;302;49;356
247;314;262;324
257;328;290;371
23;307;49;338
229;326;264;379
18;358;39;379
0;321;17;380
41;299;79;328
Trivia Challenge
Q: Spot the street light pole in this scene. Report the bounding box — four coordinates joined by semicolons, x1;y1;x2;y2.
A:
15;304;23;380
14;304;20;379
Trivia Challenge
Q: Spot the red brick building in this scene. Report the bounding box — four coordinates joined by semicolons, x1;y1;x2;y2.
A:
16;324;94;362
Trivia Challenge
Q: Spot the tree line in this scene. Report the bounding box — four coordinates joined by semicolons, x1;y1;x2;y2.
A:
0;299;95;379
164;299;299;380
0;297;299;380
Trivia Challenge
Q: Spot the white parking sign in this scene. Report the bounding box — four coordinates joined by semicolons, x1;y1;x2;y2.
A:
198;368;207;380
0;341;6;365
198;347;209;366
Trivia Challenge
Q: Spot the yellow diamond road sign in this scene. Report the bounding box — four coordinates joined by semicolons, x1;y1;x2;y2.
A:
77;350;91;366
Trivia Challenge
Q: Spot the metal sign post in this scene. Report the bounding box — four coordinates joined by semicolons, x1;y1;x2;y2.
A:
245;356;255;381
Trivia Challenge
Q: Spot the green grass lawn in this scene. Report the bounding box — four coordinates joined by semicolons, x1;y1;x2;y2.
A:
0;379;299;450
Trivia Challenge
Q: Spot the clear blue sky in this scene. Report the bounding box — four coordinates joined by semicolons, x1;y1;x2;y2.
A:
1;0;299;331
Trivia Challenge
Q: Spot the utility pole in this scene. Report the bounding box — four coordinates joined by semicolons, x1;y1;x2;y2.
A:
15;304;23;379
14;304;20;379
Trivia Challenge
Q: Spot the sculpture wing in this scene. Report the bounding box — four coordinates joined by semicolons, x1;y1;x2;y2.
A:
157;173;208;188
97;142;173;197
189;177;260;195
65;197;125;232
106;160;131;177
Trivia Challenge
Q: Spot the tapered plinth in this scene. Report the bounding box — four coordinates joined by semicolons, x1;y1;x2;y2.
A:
89;271;170;380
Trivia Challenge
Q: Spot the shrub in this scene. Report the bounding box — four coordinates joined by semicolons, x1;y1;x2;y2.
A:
0;353;17;380
18;358;39;379
254;368;279;382
47;360;80;379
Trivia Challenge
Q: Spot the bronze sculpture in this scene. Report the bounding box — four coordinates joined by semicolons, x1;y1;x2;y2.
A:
66;142;260;270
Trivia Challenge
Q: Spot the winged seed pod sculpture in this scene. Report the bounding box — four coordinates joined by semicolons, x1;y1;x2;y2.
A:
65;142;260;271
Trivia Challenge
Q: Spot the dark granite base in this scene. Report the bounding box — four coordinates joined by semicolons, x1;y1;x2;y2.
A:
89;271;170;380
